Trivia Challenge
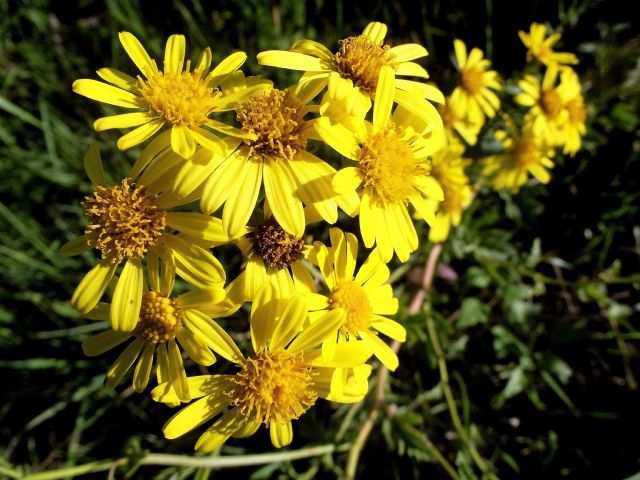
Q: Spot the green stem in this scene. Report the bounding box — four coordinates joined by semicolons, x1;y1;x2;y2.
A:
21;444;351;480
426;313;498;479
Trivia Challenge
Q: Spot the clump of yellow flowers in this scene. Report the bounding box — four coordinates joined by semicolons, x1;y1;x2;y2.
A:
63;20;586;451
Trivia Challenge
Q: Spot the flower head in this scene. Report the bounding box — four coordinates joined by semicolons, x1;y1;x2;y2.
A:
153;284;372;450
515;66;570;147
60;145;227;332
315;67;444;262
73;32;263;158
257;21;445;129
308;228;404;370
519;22;578;67
482;130;554;192
198;79;358;238
81;260;233;401
557;68;586;156
426;142;473;242
450;39;501;126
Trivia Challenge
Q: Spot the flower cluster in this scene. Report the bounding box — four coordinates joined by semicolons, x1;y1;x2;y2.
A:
63;21;586;451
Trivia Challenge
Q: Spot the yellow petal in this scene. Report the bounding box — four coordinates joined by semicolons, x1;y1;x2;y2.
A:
133;343;155;392
83;143;104;185
257;51;328;71
176;328;216;366
60;235;92;257
270;421;293;448
200;149;247;215
82;329;130;356
388;44;428;62
163;393;228;439
72;79;140;108
167;338;190;402
164;34;185;74
195;47;212;73
288;150;338;224
206;52;248;88
373;65;395;131
110;259;143;332
314;117;359;160
94;112;155;132
288;309;343;354
71;260;117;314
173;145;232;200
360;330;398;370
263;160;304;237
117;119;164;150
175;285;225;311
118;31;158;77
453;39;467;69
195;411;241;452
271;294;307;350
129;130;172;178
181;309;244;364
171;125;197;159
96;67;138;93
359;193;376;248
161;234;225;288
394;61;429;78
105;338;144;388
362;22;387;45
250;282;278;351
371;317;406;342
291;39;334;62
165;212;230;245
331;167;362;194
223;158;263;238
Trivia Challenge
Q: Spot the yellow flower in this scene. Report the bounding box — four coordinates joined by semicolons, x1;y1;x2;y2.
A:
196;77;358;238
519;22;578;67
427;142;473;242
482;130;554;192
232;216;316;302
152;284;372;450
515;66;569;147
450;39;501;126
315;67;444;262
60;145;227;332
437;96;482;146
557;68;586;156
257;21;444;129
73;32;262;158
307;228;404;370
81;259;235;402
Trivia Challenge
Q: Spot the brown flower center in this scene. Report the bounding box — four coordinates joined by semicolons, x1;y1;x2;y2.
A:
250;219;305;270
83;179;166;263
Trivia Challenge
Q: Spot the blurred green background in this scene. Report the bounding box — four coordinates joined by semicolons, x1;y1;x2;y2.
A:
1;0;639;478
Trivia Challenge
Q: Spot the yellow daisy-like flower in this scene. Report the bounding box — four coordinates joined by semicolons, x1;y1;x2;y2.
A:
81;258;236;402
232;216;317;302
450;39;501;126
557;68;586;156
257;21;444;129
425;142;473;242
315;66;444;262
152;284;372;450
197;76;358;238
307;228;404;370
60;145;227;332
482;130;554;192
519;22;579;67
437;96;482;146
515;66;569;147
73;32;262;158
